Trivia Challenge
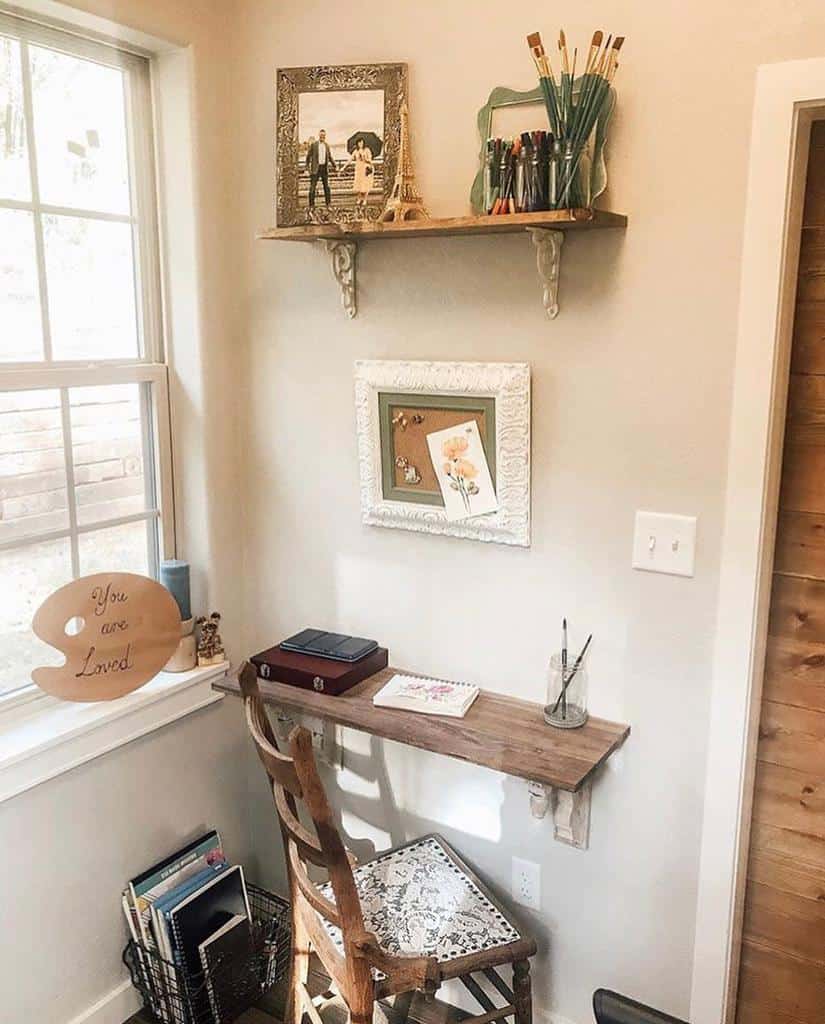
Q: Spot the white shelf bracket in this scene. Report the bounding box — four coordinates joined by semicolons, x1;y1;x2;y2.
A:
528;227;565;320
322;240;358;319
527;780;591;850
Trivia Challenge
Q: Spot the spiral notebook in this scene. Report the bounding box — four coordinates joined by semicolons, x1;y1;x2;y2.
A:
372;673;480;718
168;865;251;1019
198;914;256;1022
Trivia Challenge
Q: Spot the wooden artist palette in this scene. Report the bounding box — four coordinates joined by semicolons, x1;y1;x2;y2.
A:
32;572;181;702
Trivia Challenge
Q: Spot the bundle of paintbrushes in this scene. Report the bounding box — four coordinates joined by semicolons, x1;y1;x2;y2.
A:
527;28;624;209
484;132;553;214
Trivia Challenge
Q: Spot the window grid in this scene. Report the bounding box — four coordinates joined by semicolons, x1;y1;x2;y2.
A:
0;15;174;703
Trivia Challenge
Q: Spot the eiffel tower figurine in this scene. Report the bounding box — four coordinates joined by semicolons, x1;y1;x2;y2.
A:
380;100;429;223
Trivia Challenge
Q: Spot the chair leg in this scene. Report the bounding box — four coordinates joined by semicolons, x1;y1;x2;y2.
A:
513;960;532;1024
288;909;311;1024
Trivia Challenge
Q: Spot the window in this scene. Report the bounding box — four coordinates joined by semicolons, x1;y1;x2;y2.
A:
0;14;173;702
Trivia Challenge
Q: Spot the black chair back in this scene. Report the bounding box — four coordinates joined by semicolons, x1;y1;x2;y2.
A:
593;990;689;1024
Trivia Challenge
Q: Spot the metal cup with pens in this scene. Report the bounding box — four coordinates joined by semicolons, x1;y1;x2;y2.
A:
544;631;591;729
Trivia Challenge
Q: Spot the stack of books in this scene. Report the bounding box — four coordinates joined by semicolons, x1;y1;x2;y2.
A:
122;830;258;1023
251;628;389;696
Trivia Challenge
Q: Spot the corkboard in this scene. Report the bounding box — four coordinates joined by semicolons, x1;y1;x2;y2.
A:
31;572;182;702
378;393;496;505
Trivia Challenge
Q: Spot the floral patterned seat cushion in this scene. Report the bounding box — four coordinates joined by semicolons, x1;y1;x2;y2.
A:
317;835;521;978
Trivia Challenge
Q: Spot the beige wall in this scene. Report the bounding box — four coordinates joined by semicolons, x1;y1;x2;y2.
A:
232;2;825;1024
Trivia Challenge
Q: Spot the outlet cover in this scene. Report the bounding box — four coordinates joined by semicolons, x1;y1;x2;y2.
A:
512;856;541;910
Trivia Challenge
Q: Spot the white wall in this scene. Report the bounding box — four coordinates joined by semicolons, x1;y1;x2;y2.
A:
0;701;255;1024
232;3;825;1023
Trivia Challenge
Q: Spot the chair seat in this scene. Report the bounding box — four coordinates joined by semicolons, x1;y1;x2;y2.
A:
318;834;526;980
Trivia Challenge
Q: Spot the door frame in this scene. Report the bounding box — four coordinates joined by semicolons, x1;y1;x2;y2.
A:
690;59;825;1024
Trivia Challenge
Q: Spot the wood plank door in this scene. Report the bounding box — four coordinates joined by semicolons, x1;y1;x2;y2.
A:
736;122;825;1024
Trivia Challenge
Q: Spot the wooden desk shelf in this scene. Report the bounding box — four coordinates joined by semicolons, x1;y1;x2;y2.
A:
257;209;627;320
216;667;630;849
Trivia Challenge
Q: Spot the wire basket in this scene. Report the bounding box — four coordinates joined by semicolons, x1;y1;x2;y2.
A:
123;884;290;1024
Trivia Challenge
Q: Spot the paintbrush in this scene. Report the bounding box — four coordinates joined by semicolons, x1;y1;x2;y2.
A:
561;618;568;719
607;36;624;80
527;32;561;136
584;29;603;75
552;633;592;715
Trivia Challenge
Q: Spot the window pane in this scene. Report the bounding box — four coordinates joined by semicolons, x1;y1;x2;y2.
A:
70;383;149;525
43;214;138;360
0;208;44;361
29;44;130;215
0;537;72;696
0;389;69;544
78;519;150;576
0;34;30;200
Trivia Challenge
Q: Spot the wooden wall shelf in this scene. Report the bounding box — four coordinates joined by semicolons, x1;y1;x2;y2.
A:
258;209;626;242
216;666;630;849
257;209;627;319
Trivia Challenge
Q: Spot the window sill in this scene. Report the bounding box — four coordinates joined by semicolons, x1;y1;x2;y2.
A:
0;661;228;804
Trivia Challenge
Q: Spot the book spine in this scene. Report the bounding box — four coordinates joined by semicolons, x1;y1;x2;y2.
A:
169;916;193;1024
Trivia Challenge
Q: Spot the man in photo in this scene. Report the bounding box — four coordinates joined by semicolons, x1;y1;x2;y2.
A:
306;129;337;209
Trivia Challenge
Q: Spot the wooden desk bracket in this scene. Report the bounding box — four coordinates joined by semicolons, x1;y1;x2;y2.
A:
275;709;342;769
526;781;592;849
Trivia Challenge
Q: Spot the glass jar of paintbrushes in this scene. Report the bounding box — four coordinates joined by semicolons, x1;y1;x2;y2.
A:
527;27;624;212
484;133;552;214
544;628;592;729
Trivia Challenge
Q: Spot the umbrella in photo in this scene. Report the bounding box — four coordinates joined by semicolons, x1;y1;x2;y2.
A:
347;131;383;156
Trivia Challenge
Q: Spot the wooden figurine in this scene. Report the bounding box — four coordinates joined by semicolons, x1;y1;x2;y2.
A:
196;612;225;667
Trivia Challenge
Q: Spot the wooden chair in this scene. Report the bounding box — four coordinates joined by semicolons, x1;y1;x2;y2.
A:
238;662;537;1024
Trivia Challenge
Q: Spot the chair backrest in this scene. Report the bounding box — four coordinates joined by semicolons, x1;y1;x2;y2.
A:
238;661;371;999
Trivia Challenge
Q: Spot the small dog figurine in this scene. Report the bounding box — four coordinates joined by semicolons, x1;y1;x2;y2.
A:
196;612;225;667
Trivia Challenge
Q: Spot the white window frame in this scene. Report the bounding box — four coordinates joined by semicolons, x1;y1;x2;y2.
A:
0;12;176;712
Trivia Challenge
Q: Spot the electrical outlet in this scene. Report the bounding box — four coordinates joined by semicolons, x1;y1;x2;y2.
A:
511;856;541;910
302;715;343;769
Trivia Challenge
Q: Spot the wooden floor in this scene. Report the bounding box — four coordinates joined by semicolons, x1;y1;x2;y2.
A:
735;120;825;1022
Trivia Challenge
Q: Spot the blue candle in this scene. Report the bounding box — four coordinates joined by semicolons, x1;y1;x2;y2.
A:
160;559;191;621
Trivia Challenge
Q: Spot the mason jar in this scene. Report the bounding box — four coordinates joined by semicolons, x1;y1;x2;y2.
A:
544;651;588;729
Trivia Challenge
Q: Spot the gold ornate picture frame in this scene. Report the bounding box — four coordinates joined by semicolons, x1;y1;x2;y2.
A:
276;63;407;227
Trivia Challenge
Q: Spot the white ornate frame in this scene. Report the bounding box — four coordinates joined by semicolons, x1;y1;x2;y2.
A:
355;361;531;546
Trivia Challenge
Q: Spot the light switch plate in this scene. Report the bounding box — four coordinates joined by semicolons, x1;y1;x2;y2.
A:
632;510;697;578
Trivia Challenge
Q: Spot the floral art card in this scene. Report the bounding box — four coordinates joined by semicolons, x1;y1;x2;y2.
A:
426;420;498;521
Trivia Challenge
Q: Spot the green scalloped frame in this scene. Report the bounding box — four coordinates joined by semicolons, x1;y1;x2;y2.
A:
469;81;615;214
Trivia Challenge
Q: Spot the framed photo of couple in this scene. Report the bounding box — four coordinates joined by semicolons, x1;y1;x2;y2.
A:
276;63;407;227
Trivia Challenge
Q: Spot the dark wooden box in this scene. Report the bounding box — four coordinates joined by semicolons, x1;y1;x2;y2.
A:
250;645;388;696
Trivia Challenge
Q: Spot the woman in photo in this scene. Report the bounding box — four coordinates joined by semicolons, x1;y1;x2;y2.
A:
343;137;375;215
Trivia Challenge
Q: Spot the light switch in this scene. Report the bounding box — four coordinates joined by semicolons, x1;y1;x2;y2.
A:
632;510;697;578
